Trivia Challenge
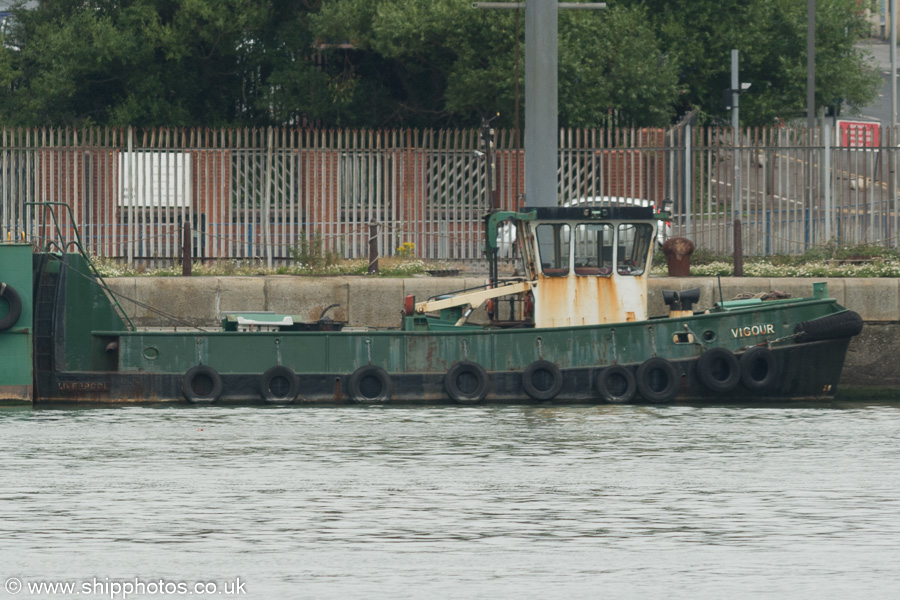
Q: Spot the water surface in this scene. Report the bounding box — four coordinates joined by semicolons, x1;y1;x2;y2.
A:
2;402;899;599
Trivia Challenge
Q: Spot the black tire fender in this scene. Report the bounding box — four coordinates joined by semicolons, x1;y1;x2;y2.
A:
444;360;489;404
522;359;564;401
739;346;778;391
636;357;680;403
0;282;23;331
348;365;393;404
260;365;300;403
182;365;224;403
596;365;637;404
794;311;863;343
697;347;741;393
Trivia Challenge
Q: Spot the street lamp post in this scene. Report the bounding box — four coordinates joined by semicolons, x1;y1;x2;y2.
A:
726;50;751;244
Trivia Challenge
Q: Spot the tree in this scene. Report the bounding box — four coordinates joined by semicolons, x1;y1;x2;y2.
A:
0;0;881;128
309;0;523;128
634;0;881;125
0;0;329;126
558;5;680;127
311;0;681;128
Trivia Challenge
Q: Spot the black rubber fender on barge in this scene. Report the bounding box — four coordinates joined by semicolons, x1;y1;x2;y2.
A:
348;365;393;404
522;360;564;401
697;347;741;393
794;310;863;343
596;365;637;404
739;346;778;391
260;365;300;403
182;365;224;403
444;361;489;404
0;282;22;331
635;357;680;403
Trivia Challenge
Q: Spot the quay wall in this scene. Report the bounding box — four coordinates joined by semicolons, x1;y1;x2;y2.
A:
104;276;900;390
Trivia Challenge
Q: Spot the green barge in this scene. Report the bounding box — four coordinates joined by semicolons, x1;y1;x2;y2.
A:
0;203;862;405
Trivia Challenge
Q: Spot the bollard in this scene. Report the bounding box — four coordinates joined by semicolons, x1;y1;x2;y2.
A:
182;222;192;277
661;237;694;277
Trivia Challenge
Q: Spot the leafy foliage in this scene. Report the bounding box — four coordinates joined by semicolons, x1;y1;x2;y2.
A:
0;0;330;126
289;231;341;270
0;0;883;128
634;0;881;124
312;0;680;128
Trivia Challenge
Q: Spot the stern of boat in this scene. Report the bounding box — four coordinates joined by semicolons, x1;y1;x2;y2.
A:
0;244;34;404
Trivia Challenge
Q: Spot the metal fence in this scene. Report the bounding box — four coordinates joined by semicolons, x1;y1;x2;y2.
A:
669;122;900;256
0;123;897;265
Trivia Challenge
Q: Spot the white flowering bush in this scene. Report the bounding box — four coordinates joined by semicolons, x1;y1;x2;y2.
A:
89;240;900;278
651;242;900;277
90;255;137;277
651;261;900;277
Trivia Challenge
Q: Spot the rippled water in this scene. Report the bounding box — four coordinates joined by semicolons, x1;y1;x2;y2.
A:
2;401;900;599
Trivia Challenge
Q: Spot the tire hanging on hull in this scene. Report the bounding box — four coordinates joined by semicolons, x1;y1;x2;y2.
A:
182;365;224;403
522;360;564;401
636;358;680;403
260;366;300;403
444;361;489;404
596;365;637;404
739;346;778;391
348;365;393;404
697;348;741;393
0;282;22;331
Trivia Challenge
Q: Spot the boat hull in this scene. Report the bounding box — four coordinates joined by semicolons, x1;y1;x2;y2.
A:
0;248;862;406
34;336;851;405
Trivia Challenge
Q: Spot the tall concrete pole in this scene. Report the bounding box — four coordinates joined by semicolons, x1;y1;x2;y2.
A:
807;0;815;128
807;0;816;250
524;0;558;207
892;0;896;133
477;2;605;208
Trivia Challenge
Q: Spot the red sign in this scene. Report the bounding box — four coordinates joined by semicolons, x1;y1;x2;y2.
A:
837;120;880;148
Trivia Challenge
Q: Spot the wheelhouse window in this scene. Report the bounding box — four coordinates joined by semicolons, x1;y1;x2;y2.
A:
616;223;653;276
573;223;613;276
535;223;570;276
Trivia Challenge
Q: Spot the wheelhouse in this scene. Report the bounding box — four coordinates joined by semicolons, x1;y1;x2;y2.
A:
500;206;657;327
410;205;665;330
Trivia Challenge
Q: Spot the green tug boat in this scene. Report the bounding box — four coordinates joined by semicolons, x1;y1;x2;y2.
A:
0;202;862;405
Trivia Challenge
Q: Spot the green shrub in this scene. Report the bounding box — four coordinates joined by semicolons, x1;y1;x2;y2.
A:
289;231;340;270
